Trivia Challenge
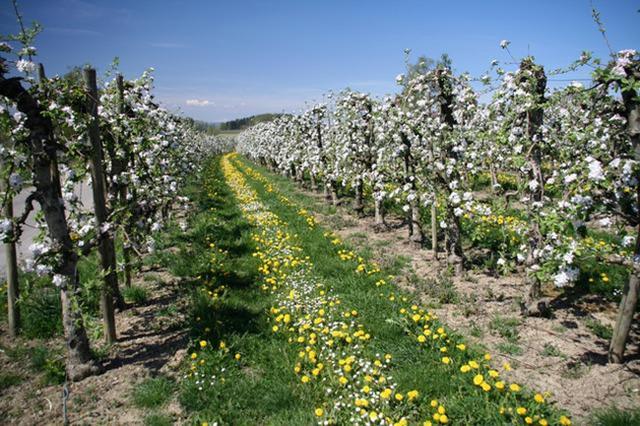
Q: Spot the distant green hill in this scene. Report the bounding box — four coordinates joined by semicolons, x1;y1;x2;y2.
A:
219;113;283;131
189;114;283;135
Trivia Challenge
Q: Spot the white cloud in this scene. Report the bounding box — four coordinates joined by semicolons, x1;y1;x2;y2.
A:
185;99;212;107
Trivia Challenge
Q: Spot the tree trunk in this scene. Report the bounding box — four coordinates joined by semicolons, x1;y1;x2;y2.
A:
162;202;171;221
123;237;132;288
310;173;317;191
353;179;364;217
609;70;640;363
374;194;384;228
490;163;498;192
84;68;118;343
431;202;438;259
323;181;331;203
409;200;423;247
517;58;547;315
330;180;339;206
445;207;464;275
400;133;421;245
609;268;639;363
435;69;466;273
0;75;100;380
116;74;133;288
295;167;304;185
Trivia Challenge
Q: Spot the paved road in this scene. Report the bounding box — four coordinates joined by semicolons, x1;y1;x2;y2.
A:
0;181;93;277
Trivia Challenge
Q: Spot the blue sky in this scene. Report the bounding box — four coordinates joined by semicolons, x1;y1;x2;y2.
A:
1;0;638;122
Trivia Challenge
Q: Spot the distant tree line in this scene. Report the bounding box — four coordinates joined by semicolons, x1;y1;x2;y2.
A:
219;113;283;131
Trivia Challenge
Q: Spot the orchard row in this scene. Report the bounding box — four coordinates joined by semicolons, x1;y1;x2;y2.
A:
237;47;640;363
1;22;228;379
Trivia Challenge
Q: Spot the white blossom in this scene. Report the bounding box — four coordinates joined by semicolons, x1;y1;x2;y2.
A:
553;267;579;288
587;158;604;181
16;59;36;73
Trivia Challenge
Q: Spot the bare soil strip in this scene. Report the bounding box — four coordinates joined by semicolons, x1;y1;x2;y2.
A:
0;267;189;425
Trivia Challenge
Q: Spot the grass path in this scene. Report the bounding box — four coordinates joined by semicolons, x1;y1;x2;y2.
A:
169;154;312;425
175;155;572;425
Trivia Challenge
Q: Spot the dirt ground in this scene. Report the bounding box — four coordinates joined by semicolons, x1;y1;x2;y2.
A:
303;189;640;424
0;267;190;425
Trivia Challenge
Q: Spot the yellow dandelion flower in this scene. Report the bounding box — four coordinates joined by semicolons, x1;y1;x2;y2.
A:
473;374;484;386
407;390;419;401
559;416;572;425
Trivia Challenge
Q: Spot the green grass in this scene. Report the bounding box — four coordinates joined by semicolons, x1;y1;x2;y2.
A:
170;158;314;425
156;303;178;318
18;275;63;338
469;325;484;338
589;406;640;426
29;344;66;385
496;342;523;356
422;272;461;304
123;285;150;305
541;343;565;358
0;371;23;391
144;413;174;426
132;377;175;408
2;244;117;339
585;318;613;340
489;315;521;343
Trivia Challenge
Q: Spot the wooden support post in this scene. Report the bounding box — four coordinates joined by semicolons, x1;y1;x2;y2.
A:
1;165;19;337
84;67;118;344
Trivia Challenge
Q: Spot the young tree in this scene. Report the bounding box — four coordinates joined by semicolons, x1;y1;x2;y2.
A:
1;49;101;380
